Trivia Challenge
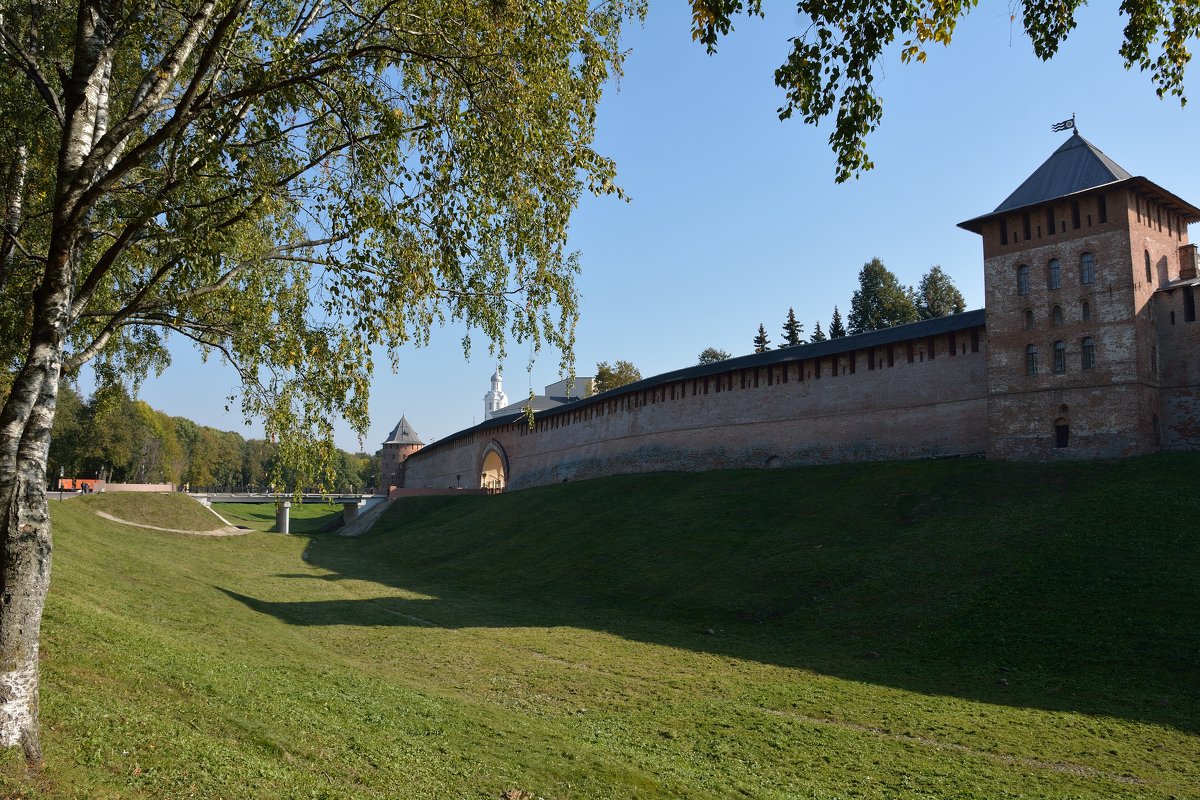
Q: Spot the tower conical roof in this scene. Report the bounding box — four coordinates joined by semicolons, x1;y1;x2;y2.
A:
992;130;1132;214
383;415;423;446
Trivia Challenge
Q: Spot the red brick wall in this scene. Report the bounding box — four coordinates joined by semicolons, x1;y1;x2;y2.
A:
403;328;988;491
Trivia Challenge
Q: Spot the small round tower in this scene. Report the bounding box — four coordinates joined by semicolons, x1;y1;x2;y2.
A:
378;415;424;490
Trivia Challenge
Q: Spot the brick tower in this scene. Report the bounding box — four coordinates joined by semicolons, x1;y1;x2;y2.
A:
960;129;1200;459
378;415;424;490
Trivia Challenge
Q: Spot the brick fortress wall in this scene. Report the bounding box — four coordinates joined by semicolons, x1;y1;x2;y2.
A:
403;322;989;491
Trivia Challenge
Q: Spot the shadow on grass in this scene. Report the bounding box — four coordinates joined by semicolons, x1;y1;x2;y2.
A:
220;455;1200;735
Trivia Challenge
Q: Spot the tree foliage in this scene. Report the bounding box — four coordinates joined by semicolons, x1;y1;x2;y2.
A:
0;0;643;759
698;347;732;364
810;321;826;343
47;383;376;490
829;305;847;338
781;308;804;347
593;360;642;394
848;258;919;335
753;323;770;353
689;1;1198;181
916;265;967;319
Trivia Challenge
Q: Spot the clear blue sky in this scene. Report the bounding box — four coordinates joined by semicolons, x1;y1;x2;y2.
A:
113;3;1200;452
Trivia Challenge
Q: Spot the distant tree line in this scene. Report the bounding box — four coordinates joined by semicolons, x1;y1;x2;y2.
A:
29;382;379;492
748;261;965;352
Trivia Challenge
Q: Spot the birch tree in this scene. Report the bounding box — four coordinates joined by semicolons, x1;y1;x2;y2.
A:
0;0;641;762
690;0;1200;181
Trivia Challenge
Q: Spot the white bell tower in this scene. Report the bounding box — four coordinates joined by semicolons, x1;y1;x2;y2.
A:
483;368;508;419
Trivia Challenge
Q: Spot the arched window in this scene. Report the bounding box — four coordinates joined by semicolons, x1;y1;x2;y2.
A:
1145;250;1153;283
1026;344;1039;376
1081;337;1095;370
1080;252;1095;284
1081;300;1091;322
1048;259;1061;289
1054;340;1066;373
1023;308;1034;330
1051;305;1064;327
1018;264;1030;296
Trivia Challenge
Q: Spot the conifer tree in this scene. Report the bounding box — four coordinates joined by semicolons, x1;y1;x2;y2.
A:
810;321;827;343
781;308;804;347
753;324;771;353
916;265;967;319
848;258;919;334
829;305;847;338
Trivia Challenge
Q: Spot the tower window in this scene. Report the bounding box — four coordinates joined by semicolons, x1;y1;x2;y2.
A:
1053;341;1066;374
1071;200;1081;229
1080;252;1095;284
1048;259;1061;290
1081;337;1095;370
1046;207;1055;237
1000;218;1008;245
1026;345;1039;376
1185;286;1196;322
1081;300;1091;322
1024;308;1034;330
1018;264;1030;296
1145;251;1153;283
1051;305;1064;327
1097;194;1107;223
1023;212;1032;240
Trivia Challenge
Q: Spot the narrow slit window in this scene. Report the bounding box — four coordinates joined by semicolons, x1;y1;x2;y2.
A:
1051;305;1064;327
1097;194;1107;223
1023;212;1032;240
1071;200;1081;229
1185;286;1196;322
1045;207;1055;236
1081;300;1091;322
1024;308;1034;330
1146;250;1153;283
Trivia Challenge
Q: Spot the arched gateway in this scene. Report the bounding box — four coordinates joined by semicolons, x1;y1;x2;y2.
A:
479;441;508;492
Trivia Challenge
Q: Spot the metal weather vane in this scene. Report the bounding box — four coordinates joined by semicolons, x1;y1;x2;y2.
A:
1051;114;1076;133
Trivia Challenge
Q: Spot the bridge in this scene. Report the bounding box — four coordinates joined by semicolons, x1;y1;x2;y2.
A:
192;492;387;532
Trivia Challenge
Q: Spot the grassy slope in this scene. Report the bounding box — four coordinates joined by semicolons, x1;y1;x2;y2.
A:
5;455;1197;799
74;492;225;531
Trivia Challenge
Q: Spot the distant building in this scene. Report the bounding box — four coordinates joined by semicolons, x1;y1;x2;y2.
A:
488;376;595;418
483;369;508;420
377;415;424;490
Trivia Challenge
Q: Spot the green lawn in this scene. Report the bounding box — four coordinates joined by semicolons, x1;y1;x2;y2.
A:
6;455;1198;798
212;501;346;534
72;491;224;531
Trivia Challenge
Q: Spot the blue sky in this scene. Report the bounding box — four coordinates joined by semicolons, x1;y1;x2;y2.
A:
119;3;1200;452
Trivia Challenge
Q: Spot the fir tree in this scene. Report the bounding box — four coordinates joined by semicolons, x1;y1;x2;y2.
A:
848;257;920;334
810;321;827;343
829;305;847;338
781;308;804;347
753;323;771;353
916;265;967;319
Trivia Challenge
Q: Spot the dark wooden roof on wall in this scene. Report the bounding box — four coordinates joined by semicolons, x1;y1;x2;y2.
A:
409;309;986;456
